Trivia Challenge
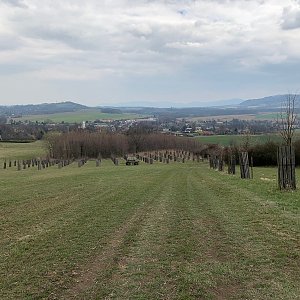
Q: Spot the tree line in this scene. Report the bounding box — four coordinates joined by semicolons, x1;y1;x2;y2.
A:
45;131;205;159
44;130;300;166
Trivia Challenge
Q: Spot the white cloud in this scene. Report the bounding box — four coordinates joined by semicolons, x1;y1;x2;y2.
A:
0;2;296;71
0;0;300;104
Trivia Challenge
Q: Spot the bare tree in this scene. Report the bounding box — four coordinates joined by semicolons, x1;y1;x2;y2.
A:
277;94;298;146
277;94;298;190
241;130;252;152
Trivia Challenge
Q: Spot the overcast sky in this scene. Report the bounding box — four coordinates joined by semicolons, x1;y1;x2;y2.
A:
1;0;300;106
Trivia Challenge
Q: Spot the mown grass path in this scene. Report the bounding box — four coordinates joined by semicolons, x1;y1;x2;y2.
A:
0;161;299;299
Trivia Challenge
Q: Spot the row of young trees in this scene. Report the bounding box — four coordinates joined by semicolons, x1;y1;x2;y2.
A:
45;129;300;166
203;140;300;167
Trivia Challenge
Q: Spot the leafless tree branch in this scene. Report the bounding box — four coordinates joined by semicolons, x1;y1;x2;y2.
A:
277;94;298;147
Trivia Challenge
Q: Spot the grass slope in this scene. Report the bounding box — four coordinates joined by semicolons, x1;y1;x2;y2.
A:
0;157;299;299
0;141;46;160
196;134;283;146
15;109;147;123
255;113;278;120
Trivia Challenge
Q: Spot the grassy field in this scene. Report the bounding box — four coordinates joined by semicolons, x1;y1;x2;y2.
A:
255;113;278;120
0;143;299;299
0;141;46;160
187;113;277;122
195;134;283;146
187;114;257;121
14;109;147;123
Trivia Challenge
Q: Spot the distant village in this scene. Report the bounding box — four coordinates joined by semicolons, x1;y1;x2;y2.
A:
0;112;281;142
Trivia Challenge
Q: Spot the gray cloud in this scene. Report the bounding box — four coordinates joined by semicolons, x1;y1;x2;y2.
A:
281;6;300;30
0;34;22;51
0;0;300;105
2;0;27;8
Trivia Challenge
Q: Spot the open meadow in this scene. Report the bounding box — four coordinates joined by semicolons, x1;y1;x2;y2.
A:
14;109;147;123
187;113;278;122
0;141;46;161
0;142;299;299
195;134;283;146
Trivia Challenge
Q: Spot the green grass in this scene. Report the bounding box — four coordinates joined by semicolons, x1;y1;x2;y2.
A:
15;109;147;123
0;154;299;299
0;141;46;160
255;113;278;120
196;134;283;146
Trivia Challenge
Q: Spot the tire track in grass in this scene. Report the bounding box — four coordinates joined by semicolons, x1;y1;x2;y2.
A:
4;160;298;299
189;165;300;299
2;178;154;299
198;169;300;271
1;165;172;299
1;169;148;299
91;166;231;299
84;165;243;299
83;170;184;299
186;170;243;299
63;168;176;299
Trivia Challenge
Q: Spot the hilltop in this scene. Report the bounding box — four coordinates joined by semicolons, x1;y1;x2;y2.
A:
0;101;87;116
239;94;300;108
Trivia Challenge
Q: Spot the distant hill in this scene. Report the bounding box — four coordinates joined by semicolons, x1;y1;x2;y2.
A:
1;94;299;120
113;94;300;118
0;101;88;116
239;95;300;108
198;98;243;107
